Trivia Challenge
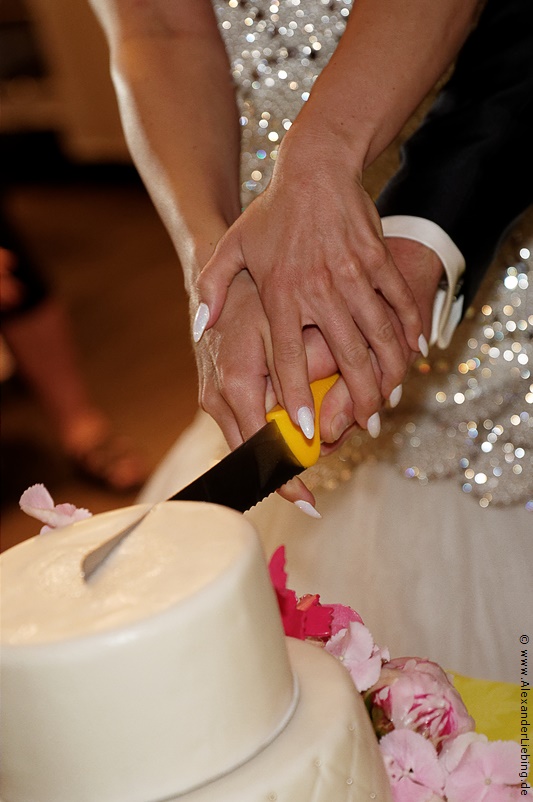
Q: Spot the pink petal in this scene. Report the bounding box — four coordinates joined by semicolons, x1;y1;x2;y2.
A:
471;741;521;786
444;740;521;801
482;786;522;802
380;730;446;794
298;597;333;640
440;732;487;774
391;776;441;802
349;651;384;693
268;546;288;594
51;502;92;527
19;484;91;532
19;484;55;518
329;603;364;634
342;621;375;662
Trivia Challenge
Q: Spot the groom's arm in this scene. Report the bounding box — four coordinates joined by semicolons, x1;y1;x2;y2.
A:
377;0;533;342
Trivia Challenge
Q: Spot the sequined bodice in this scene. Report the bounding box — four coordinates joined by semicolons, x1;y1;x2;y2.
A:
214;0;351;205
214;0;533;508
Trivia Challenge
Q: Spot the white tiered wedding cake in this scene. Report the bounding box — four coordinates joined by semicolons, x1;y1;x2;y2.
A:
0;501;391;802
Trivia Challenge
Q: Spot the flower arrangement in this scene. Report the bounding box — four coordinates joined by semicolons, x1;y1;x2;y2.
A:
19;488;524;800
269;545;523;802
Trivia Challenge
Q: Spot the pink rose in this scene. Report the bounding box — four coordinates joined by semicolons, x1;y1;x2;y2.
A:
365;657;475;749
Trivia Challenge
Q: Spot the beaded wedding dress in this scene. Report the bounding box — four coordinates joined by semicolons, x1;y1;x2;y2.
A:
140;0;533;684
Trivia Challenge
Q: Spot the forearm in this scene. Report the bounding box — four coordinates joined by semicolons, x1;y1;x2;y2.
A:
90;0;241;291
280;0;481;173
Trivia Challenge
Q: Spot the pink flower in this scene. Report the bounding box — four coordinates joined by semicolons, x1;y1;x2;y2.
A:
267;546;363;642
380;729;446;802
325;620;390;692
365;657;474;748
329;603;364;634
19;484;92;534
268;546;333;640
442;734;522;801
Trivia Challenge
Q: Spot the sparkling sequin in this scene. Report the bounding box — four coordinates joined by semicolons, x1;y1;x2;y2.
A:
215;0;351;205
215;1;533;508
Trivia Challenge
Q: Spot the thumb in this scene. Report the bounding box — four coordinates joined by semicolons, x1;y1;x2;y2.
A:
192;230;246;342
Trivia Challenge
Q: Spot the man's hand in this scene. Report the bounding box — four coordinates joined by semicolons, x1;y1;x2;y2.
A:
317;237;444;454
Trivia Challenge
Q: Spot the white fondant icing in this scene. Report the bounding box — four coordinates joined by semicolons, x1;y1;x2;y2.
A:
0;502;391;802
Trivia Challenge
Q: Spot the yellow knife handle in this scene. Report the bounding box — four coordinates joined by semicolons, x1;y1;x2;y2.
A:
265;374;340;468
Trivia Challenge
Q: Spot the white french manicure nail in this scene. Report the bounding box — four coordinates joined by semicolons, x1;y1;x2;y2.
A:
297;406;315;440
193;302;210;343
294;500;322;519
367;411;381;439
418;334;429;358
389;384;403;408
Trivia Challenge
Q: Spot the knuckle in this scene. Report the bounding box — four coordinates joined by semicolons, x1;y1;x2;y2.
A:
341;339;369;370
275;337;306;366
198;385;219;416
373;317;396;345
219;370;245;403
361;239;389;274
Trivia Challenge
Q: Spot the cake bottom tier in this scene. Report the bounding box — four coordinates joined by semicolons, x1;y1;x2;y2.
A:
181;638;392;802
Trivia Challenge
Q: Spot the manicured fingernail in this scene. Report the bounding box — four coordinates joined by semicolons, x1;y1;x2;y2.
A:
367;411;381;439
297;406;315;440
294;500;322;519
193;302;210;343
331;412;351;442
418;333;429;358
389;384;403;409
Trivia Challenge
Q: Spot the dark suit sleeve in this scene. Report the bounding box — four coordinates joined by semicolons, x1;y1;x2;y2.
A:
376;0;533;310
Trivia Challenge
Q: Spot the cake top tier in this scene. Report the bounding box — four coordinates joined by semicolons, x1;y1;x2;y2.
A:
1;502;252;645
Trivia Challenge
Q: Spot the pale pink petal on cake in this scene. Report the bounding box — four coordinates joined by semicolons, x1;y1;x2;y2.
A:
19;484;92;533
380;729;446;802
443;739;522;801
439;732;487;774
19;483;55;516
325;621;387;692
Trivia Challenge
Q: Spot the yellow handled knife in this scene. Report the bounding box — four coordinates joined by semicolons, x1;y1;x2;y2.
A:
171;374;339;512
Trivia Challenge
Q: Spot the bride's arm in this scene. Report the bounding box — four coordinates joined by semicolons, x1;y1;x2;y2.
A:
90;0;291;452
89;0;240;288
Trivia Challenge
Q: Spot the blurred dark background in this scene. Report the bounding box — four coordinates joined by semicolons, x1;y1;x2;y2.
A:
1;0;198;549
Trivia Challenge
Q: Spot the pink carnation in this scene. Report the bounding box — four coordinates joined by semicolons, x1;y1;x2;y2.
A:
325;620;390;692
365;657;474;748
380;729;446;802
19;484;92;534
267;546;363;642
441;734;522;801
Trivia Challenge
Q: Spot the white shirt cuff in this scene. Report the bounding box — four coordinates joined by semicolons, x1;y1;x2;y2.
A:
381;215;466;349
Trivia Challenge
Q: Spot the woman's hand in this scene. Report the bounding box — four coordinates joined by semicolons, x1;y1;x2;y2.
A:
192;269;275;451
193;131;425;440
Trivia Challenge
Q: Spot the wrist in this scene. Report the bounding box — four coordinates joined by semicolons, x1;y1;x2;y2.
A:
179;221;230;298
385;238;444;337
274;120;366;187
